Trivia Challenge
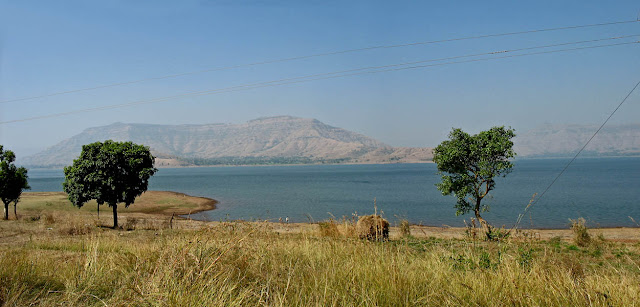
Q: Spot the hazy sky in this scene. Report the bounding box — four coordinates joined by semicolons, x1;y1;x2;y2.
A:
1;0;639;157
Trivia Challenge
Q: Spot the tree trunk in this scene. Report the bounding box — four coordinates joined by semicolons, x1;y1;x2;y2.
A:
112;204;118;229
13;203;17;220
3;203;7;220
97;202;100;218
474;197;491;235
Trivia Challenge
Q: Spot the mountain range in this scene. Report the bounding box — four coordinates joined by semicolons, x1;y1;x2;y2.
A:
514;123;640;157
20;116;433;167
20;116;640;168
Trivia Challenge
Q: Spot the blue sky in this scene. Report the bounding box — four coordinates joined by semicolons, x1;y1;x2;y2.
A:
1;0;639;157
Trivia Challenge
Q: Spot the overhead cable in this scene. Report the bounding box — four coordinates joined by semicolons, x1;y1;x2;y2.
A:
2;38;637;125
1;19;637;104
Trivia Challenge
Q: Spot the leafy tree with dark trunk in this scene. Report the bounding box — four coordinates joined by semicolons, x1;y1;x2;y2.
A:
63;140;157;228
432;126;516;234
0;145;30;220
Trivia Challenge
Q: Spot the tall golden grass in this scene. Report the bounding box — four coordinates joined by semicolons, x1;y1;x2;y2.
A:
1;215;639;306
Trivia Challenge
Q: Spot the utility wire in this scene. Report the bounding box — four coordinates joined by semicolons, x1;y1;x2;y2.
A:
2;38;637;125
530;79;640;206
1;19;637;104
513;79;640;229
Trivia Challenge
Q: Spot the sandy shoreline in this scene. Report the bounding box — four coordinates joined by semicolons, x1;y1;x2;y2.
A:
168;194;640;242
17;191;640;242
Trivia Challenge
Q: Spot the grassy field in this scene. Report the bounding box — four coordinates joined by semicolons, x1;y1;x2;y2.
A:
1;192;639;306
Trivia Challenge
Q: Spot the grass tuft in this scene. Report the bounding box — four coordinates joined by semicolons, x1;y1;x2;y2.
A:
317;220;340;237
570;217;591;247
399;219;411;237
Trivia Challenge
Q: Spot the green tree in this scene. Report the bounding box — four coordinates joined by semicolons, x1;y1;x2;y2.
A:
0;145;30;220
63;140;157;228
432;126;516;231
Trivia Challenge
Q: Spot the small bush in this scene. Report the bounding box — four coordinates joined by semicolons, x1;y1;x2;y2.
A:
318;220;340;237
122;217;139;231
464;219;478;240
486;226;510;241
356;215;389;241
25;215;41;222
518;248;534;269
478;251;493;269
43;213;55;224
340;217;357;238
60;223;93;236
399;219;411;237
570;218;591;247
549;236;563;249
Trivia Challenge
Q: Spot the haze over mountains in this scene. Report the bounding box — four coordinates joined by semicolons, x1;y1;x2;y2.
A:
514;124;640;157
20;116;432;167
20;116;640;168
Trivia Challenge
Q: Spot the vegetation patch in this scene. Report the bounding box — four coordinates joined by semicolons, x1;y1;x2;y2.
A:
356;214;389;241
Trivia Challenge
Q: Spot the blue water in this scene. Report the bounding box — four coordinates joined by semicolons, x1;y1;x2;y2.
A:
27;158;640;228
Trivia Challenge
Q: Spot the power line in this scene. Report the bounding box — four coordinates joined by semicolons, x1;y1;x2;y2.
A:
1;19;637;104
513;78;640;229
529;79;640;207
2;38;637;125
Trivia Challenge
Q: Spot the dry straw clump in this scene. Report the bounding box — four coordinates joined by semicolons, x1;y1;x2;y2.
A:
356;214;389;241
570;217;591;247
318;220;340;237
399;219;411;237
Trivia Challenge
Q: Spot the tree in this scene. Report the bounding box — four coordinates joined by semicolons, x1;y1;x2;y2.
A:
432;126;516;232
63;140;157;228
0;145;30;220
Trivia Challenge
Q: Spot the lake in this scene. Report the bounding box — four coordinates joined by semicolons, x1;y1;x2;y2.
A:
27;158;640;228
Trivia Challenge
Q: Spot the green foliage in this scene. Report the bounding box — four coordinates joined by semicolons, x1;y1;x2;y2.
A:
486;226;511;241
432;127;516;219
63;140;157;228
518;248;534;269
0;145;30;220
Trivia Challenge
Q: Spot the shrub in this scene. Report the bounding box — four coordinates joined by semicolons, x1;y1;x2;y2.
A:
340;217;357;238
518;248;534;269
25;215;41;222
464;219;478;240
60;222;93;236
318;220;340;237
43;213;55;224
569;218;591;247
122;217;139;231
399;219;411;237
486;226;510;241
356;215;389;241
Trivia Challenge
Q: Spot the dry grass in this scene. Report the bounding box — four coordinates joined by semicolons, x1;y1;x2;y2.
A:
16;191;217;219
1;194;640;306
399;219;411;237
317;220;340;237
570;217;592;247
356;214;389;241
1;216;639;306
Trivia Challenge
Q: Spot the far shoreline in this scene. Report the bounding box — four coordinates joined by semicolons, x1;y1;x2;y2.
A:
22;160;435;170
21;155;640;170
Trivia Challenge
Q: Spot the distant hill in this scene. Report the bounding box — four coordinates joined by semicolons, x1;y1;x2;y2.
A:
21;118;639;168
514;123;640;157
21;116;433;168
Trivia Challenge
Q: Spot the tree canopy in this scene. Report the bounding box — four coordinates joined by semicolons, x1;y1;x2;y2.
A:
63;140;157;228
0;145;30;220
432;126;516;229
